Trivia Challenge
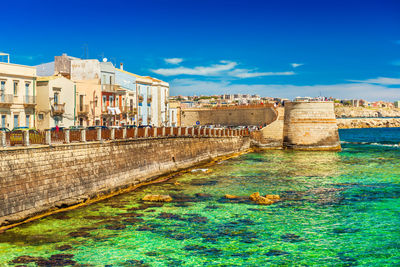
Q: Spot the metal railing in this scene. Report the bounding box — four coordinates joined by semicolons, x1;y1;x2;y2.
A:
78;104;89;115
52;103;65;114
24;95;36;105
0;126;251;148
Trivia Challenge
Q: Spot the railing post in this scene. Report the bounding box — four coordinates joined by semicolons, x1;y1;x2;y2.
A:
170;126;174;136
123;128;127;139
162;127;166;137
198;127;201;137
97;128;102;141
144;127;148;138
185;127;188;136
81;129;86;142
0;131;6;147
154;127;157;137
24;130;30;146
45;130;51;145
178;127;182;136
134;127;138;138
111;128;115;140
64;129;70;143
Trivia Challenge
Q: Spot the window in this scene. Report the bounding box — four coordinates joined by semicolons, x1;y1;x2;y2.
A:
0;81;5;91
13;81;18;96
26;115;30;127
13;115;19;128
109;76;112;85
103;95;107;107
1;115;6;128
116;96;119;106
109;96;114;107
54;93;59;104
38;114;44;120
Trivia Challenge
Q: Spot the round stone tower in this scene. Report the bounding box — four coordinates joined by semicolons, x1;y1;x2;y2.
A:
283;101;341;151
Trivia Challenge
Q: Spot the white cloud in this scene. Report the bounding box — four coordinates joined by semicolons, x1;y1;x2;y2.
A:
152;61;237;76
348;77;400;85
152;60;294;78
169;78;400;101
164;58;183;64
228;69;295;78
291;63;304;68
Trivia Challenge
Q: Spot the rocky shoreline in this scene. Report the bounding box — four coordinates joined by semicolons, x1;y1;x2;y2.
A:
337;118;400;129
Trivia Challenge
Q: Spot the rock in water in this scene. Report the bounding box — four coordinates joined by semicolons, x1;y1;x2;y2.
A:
224;194;241;199
249;192;280;205
142;194;173;202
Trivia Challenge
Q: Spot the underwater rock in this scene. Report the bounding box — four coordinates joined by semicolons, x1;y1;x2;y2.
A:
68;231;90;238
224;194;241;199
265;249;290;256
122;218;145;224
105;224;126;230
157;212;184;220
281;233;304;243
184;244;207;251
55;245;72;251
249;192;280;205
142;194;172;202
145;251;160;256
11;255;45;264
195;193;212;199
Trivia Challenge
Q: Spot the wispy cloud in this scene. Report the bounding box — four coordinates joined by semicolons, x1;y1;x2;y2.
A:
348;77;400;85
164;58;183;64
152;61;237;76
170;78;400;101
152;60;294;78
228;69;295;78
291;63;304;68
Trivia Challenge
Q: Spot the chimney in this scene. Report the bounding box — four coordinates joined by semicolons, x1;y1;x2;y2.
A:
120;63;123;70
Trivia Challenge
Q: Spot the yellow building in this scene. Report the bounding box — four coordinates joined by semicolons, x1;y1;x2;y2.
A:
0;62;36;129
75;79;102;126
36;75;75;130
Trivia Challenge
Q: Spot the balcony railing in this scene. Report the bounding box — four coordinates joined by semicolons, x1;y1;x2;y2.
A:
0;94;13;106
24;95;36;106
78;104;89;115
101;84;119;92
52;103;65;115
138;95;144;102
147;95;152;102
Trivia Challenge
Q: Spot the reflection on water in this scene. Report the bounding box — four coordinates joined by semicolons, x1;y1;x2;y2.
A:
1;129;400;266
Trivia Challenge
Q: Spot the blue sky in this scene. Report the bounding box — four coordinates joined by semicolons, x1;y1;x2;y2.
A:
1;0;400;100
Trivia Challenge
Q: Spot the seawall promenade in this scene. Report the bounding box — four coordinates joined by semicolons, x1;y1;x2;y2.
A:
0;128;250;228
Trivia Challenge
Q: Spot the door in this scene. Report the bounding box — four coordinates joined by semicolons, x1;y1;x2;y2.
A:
26;115;30;127
25;83;29;103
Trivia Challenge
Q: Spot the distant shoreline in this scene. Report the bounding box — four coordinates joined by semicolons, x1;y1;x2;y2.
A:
337;118;400;129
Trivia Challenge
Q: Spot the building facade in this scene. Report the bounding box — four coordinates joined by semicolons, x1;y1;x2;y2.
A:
0;62;36;129
36;76;75;130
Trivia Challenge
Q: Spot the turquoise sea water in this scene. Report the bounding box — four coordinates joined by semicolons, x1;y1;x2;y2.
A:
1;128;400;266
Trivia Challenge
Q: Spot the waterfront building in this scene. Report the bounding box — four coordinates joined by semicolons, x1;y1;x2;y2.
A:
115;66;137;125
145;77;170;126
168;101;181;127
394;100;400;108
36;75;75;130
0;62;36;129
75;79;102;126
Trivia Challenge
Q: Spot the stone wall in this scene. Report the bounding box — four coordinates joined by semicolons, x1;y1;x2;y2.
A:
180;106;277;127
335;106;400;118
283;102;341;151
0;136;250;226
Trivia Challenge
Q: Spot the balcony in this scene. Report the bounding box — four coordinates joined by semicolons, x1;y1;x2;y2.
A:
147;95;152;102
138;95;144;103
78;104;89;116
23;95;36;107
122;106;137;115
0;94;13;107
52;103;65;115
101;84;120;92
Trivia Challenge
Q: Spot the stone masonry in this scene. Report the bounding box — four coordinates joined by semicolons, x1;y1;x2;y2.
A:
0;136;250;226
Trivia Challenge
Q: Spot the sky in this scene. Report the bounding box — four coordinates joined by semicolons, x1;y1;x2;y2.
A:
1;0;400;101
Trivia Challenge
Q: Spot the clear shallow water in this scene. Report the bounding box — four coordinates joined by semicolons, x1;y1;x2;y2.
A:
1;128;400;266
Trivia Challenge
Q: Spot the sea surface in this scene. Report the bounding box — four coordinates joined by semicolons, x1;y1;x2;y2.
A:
1;128;400;266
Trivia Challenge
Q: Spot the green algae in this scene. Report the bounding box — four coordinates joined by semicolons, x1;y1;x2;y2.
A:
1;132;400;266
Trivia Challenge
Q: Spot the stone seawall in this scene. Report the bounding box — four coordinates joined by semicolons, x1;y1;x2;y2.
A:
335;107;400;118
0;136;250;227
337;118;400;129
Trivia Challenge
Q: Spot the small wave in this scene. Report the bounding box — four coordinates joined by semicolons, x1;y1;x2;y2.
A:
341;141;400;147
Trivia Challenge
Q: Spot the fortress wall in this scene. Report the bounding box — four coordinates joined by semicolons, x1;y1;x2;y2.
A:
180;107;277;127
283;102;341;151
0;136;250;227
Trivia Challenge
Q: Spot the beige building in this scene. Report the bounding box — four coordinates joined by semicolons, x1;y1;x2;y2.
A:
145;77;170;126
0;62;36;129
36;75;75;130
75;79;102;126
